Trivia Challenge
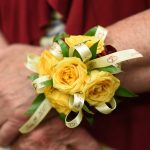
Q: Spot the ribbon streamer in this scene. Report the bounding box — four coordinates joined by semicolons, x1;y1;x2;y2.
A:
25;54;40;73
95;98;116;114
87;49;143;70
19;99;52;134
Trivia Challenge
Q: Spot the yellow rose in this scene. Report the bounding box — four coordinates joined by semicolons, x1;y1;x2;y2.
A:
65;35;104;53
83;70;120;106
38;50;59;76
45;88;70;114
53;57;87;94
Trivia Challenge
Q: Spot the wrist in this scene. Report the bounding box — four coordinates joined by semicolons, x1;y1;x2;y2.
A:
105;23;126;51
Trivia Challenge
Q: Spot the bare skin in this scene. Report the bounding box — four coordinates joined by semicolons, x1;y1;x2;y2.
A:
0;31;8;48
12;118;100;150
0;9;150;149
106;9;150;93
0;44;42;146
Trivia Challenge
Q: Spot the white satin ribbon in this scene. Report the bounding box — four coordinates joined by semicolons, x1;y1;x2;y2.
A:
49;42;63;59
95;26;108;41
74;43;92;62
69;93;85;112
95;98;116;114
65;93;85;128
32;75;50;93
19;98;52;134
65;110;83;128
25;54;40;73
87;49;143;70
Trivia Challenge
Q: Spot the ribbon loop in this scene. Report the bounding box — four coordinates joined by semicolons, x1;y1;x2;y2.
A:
69;93;84;112
32;75;50;93
25;54;40;73
74;43;92;62
65;110;83;128
95;26;108;41
49;42;63;59
95;98;116;114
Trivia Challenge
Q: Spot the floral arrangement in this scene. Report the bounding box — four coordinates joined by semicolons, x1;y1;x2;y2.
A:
19;26;142;134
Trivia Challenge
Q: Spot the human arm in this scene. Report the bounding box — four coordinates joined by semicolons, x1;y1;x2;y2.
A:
105;9;150;93
0;31;8;48
0;44;42;146
11;118;101;150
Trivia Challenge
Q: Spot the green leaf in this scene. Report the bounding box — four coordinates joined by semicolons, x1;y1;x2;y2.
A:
86;117;94;126
58;40;69;57
53;34;62;42
84;26;97;36
97;65;122;74
90;41;99;59
53;32;69;42
83;104;94;115
115;86;138;97
41;80;53;86
73;50;82;60
28;74;39;81
59;113;66;122
25;94;45;116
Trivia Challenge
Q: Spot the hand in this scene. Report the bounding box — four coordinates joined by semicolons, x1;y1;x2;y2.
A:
0;44;42;146
12;117;101;150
